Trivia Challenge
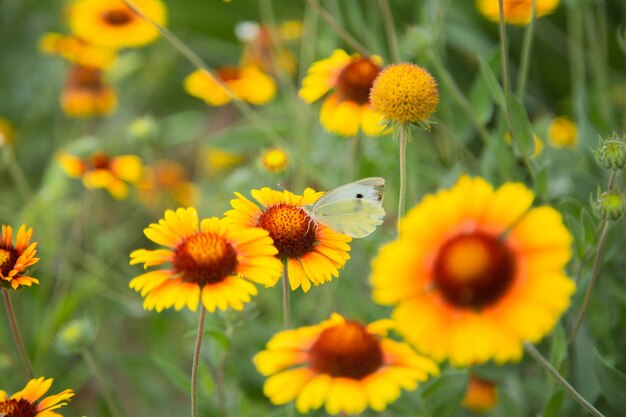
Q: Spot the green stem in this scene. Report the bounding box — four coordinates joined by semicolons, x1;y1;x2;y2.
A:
2;147;32;202
378;0;401;62
2;288;34;378
397;125;407;232
191;305;206;417
524;342;605;417
82;349;125;417
515;0;536;99
282;260;291;329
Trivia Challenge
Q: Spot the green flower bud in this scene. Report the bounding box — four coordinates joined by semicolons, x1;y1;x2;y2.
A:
594;132;626;171
592;189;626;221
55;318;97;354
129;115;158;141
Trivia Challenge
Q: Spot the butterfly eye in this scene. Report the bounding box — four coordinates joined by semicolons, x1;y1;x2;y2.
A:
356;193;363;199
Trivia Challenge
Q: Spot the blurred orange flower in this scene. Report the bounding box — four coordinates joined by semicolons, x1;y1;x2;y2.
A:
61;65;117;117
184;67;276;106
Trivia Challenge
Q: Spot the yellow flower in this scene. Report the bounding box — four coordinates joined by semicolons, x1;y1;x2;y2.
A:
61;65;117;118
371;176;575;366
129;208;283;312
184;67;276;106
136;160;199;209
236;21;301;76
462;374;499;412
477;0;560;25
0;117;15;147
254;313;438;415
225;187;352;292
67;0;167;49
204;147;246;176
299;49;387;137
370;63;439;125
260;148;289;173
0;225;39;290
548;116;578;148
58;151;143;200
39;32;117;69
505;132;544;159
0;377;74;417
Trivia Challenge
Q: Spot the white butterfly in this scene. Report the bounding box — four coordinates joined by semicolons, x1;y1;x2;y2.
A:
303;177;386;238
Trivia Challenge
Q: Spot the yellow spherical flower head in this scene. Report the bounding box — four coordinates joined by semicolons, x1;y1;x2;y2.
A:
225;187;352;292
39;32;117;69
548;116;578;148
477;0;560;25
57;151;143;200
0;225;39;290
0;377;74;417
299;49;388;137
370;63;439;126
136;160;199;210
68;0;167;49
254;313;439;415
462;374;498;412
184;67;276;106
260;148;289;173
61;65;117;117
129;208;283;312
0;117;15;147
371;176;575;366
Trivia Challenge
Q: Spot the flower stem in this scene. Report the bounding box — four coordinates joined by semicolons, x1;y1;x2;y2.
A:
82;349;125;417
191;305;207;417
378;0;400;62
2;146;32;202
282;260;291;329
2;288;34;378
515;0;536;99
397;124;407;232
524;342;605;417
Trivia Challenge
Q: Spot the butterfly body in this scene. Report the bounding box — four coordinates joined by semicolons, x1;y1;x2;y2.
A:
303;177;385;238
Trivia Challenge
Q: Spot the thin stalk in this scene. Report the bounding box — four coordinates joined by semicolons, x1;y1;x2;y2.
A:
282;260;291;329
524;342;605;417
215;324;233;417
191;305;207;417
2;288;34;378
397;125;407;231
2;147;32;202
82;349;125;417
516;0;536;99
378;0;401;62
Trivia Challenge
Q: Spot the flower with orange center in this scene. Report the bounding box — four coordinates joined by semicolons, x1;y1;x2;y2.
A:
371;176;575;366
299;49;388;137
129;207;283;312
61;65;117;117
254;313;438;415
67;0;167;49
57;151;143;199
184;67;276;106
136;160;199;209
225;187;352;292
0;377;74;417
39;32;117;69
476;0;560;25
0;225;39;290
462;374;499;412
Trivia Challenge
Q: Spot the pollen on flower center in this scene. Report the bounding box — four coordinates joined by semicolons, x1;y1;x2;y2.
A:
0;397;38;417
433;232;515;310
257;203;316;259
102;9;134;26
308;320;383;379
68;66;105;91
336;58;381;104
173;232;238;286
217;67;240;82
90;152;111;170
0;247;17;276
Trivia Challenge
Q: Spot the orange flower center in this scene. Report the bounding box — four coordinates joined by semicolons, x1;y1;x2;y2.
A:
173;232;238;286
336;58;381;104
90;152;111;170
308;320;383;379
102;8;134;26
257;204;316;259
0;247;17;277
433;232;515;310
217;67;241;82
67;66;104;92
0;398;38;417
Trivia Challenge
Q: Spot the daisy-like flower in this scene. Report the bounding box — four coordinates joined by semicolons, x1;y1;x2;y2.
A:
548;116;578;148
260;148;289;173
67;0;167;49
0;377;74;417
136;160;199;209
57;151;143;200
299;49;388;137
130;208;282;312
476;0;560;25
371;176;575;366
39;32;117;69
225;188;352;292
184;67;276;106
254;313;439;415
61;65;117;117
0;225;39;290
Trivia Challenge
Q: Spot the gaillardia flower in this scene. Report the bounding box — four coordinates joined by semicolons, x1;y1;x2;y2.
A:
39;32;117;69
477;0;560;25
371;176;575;366
130;208;283;312
61;65;117;117
260;148;289;173
0;377;74;417
0;225;39;290
299;49;387;137
57;151;143;200
136;160;199;210
225;187;351;292
370;63;439;125
67;0;167;49
254;313;439;415
184;67;276;106
548;116;578;148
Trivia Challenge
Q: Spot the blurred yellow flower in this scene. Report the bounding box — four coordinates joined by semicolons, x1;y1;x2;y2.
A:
477;0;560;25
548;116;578;148
39;32;117;69
184;67;276;106
0;225;39;290
254;313;438;415
61;65;117;117
0;118;15;147
58;151;143;199
462;374;499;412
236;21;301;76
370;63;439;125
204;147;246;176
136;160;199;209
504;132;544;159
300;49;387;137
260;148;289;173
0;377;74;417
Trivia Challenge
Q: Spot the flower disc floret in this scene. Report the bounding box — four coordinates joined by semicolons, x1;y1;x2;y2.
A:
0;377;74;417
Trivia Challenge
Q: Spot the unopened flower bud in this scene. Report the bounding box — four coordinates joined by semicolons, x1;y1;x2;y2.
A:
594;132;626;171
592;189;626;221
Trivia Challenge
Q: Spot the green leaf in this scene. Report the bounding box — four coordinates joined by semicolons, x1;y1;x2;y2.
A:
535;165;550;198
422;369;468;417
564;213;585;259
152;354;189;393
469;68;495;126
580;209;597;245
478;56;505;106
507;94;534;157
593;349;626;413
542;390;565;417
